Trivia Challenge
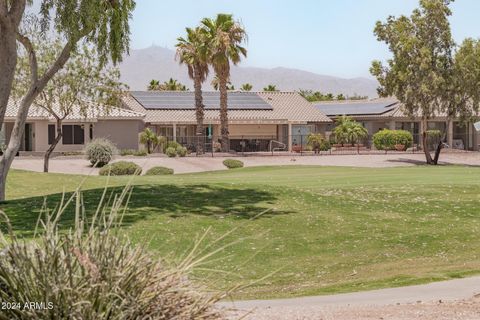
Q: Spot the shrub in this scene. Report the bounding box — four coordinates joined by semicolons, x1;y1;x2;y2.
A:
133;149;148;157
373;130;413;150
0;186;225;319
145;166;174;175
223;159;244;169
120;149;135;156
165;147;177;158
176;146;188;157
163;141;181;153
84;138;117;167
99;161;142;176
307;133;331;151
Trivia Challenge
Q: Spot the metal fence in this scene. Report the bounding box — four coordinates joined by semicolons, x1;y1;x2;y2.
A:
153;134;470;157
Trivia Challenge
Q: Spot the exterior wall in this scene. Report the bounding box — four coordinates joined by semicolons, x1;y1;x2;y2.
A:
34;120;90;152
94;120;143;150
228;124;277;137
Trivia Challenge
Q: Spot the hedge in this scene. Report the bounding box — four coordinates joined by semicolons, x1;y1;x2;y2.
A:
99;161;142;176
373;130;413;150
223;159;244;169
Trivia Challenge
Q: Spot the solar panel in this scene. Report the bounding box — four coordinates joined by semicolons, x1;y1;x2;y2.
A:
131;91;273;110
314;101;398;116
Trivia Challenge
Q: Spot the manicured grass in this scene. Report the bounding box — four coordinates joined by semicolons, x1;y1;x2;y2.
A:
3;166;480;299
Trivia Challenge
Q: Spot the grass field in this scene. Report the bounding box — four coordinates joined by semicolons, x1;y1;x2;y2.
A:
2;165;480;299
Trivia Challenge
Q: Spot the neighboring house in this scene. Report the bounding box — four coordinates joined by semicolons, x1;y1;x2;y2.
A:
1;101;145;154
121;91;332;152
314;99;480;151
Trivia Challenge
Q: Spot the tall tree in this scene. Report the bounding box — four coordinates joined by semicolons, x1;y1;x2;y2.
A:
240;83;253;91
201;14;247;152
211;75;234;91
14;38;126;172
148;79;161;91
162;78;188;91
263;84;278;92
0;0;135;201
176;27;209;154
370;0;457;164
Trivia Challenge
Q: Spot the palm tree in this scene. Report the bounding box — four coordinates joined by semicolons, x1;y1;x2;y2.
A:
240;83;253;91
176;27;209;154
263;84;278;92
162;78;188;91
211;75;234;91
139;128;160;153
201;14;247;152
148;79;161;91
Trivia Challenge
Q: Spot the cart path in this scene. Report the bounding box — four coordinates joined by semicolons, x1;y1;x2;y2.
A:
221;276;480;319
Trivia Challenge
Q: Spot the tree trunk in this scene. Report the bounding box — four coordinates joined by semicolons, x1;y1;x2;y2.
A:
44;119;63;172
421;118;434;164
432;131;447;165
0;22;19;133
219;69;229;152
193;65;205;155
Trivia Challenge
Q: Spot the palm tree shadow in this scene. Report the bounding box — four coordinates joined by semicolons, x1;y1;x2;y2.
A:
1;184;289;237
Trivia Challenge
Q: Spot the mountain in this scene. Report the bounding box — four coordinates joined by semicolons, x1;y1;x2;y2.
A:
119;46;379;98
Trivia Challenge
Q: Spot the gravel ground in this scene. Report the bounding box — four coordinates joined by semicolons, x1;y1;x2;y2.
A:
222;276;480;320
11;151;480;175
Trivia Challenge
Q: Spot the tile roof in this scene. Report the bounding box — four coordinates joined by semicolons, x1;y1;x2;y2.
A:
122;91;331;124
5;99;145;122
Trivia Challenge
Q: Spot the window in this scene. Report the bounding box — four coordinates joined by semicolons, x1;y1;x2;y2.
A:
48;124;55;145
62;125;85;145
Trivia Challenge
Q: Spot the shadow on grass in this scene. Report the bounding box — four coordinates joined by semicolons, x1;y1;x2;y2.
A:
1;184;288;237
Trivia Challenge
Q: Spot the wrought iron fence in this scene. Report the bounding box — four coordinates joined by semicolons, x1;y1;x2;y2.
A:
150;134;470;157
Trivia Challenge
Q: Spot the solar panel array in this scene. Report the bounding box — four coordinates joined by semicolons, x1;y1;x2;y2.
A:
131;91;273;110
314;101;398;116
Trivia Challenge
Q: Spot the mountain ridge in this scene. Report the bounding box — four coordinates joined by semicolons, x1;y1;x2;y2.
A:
119;46;379;97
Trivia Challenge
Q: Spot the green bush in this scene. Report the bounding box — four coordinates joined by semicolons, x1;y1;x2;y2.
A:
84;138;117;167
133;149;148;156
163;141;181;153
145;166;174;175
120;149;135;156
99;161;142;176
176;146;187;157
0;187;224;319
223;159;244;169
373;130;413;150
165;147;177;158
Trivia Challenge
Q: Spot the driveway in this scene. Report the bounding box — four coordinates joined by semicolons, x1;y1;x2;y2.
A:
11;152;480;175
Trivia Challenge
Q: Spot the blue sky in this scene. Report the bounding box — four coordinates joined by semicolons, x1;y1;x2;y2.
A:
130;1;480;79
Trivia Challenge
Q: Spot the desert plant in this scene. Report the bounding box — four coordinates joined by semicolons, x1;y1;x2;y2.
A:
306;133;330;152
163;141;181;153
134;149;148;156
145;166;174;175
177;146;188;157
120;149;135;156
99;161;142;176
165;147;177;158
84;138;117;167
223;159;244;169
0;184;226;319
140;128;162;154
333;116;368;145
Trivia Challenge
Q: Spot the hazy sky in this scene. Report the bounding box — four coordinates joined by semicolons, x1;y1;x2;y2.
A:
130;0;480;79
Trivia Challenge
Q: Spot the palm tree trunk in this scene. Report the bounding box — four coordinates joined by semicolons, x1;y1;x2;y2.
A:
44;118;63;172
193;65;205;155
219;69;229;152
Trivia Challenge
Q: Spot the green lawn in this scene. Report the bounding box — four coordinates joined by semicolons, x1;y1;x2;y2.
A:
3;165;480;299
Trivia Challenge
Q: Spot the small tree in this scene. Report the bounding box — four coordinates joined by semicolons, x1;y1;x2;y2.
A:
139;128;161;154
240;83;253;91
14;30;126;172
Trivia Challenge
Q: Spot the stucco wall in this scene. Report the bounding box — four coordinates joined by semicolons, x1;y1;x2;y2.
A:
34;120;90;152
94;120;143;150
229;124;277;137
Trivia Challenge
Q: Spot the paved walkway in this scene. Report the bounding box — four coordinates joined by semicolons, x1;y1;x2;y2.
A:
222;276;480;319
11;152;480;175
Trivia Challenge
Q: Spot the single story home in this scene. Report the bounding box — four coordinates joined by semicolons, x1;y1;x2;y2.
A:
121;91;332;152
1;101;145;155
314;99;480;151
1;91;332;154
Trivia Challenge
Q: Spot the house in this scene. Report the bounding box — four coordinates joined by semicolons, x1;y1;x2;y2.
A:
314;99;480;151
1;91;331;154
121;91;332;152
1;101;145;154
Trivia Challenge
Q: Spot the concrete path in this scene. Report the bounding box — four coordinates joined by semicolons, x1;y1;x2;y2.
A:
11;152;480;175
222;276;480;319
